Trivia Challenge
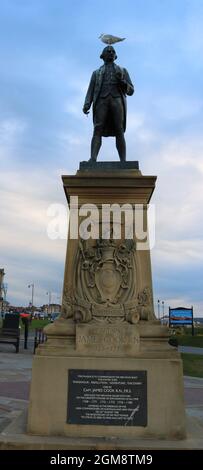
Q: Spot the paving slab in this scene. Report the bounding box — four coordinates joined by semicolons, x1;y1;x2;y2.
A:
179;346;203;355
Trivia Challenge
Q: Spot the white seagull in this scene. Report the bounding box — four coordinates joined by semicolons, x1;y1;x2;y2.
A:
99;34;125;45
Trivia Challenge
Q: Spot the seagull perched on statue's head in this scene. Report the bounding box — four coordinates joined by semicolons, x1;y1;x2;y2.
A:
99;34;125;45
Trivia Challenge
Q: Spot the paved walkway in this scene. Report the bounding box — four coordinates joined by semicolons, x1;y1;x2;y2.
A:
0;340;203;437
179;346;203;355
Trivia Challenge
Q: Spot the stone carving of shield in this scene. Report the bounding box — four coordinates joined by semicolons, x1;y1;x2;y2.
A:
95;261;121;302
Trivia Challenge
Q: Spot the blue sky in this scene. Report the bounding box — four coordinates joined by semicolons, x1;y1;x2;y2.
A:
0;0;203;316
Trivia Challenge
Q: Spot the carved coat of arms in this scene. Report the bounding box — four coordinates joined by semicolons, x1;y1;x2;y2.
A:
62;238;154;324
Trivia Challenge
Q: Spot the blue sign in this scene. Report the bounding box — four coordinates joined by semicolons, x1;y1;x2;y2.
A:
169;307;193;326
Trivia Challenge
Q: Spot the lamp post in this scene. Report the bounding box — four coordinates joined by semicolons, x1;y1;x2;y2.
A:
3;283;8;304
157;299;160;319
0;270;6;317
3;283;8;316
46;291;52;315
0;297;3;318
55;294;62;314
162;301;165;319
28;283;34;314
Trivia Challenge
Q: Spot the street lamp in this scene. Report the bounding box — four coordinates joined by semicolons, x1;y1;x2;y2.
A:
0;271;6;317
46;291;52;315
28;283;34;313
3;283;8;304
157;299;160;319
3;283;8;316
0;297;3;318
162;301;165;319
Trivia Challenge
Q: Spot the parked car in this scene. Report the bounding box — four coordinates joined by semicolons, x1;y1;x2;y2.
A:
39;313;45;319
32;312;45;319
32;312;40;319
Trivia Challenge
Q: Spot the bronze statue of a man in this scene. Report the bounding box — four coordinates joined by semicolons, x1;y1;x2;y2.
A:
83;45;134;162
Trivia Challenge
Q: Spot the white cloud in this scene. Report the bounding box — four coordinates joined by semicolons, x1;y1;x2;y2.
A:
0;118;27;162
64;102;83;118
59;132;87;147
162;138;203;173
153;239;203;267
155;96;203;121
0;118;27;140
0;169;68;305
127;112;145;130
0;184;64;261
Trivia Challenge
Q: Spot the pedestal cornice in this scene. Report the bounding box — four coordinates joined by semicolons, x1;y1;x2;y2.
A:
62;170;157;205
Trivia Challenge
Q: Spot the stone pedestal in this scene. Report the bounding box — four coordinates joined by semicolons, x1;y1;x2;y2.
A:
27;162;186;440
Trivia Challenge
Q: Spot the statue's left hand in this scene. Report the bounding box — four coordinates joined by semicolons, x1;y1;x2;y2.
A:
83;105;90;115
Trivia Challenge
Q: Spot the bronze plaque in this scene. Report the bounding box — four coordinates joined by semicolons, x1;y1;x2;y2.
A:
67;369;147;426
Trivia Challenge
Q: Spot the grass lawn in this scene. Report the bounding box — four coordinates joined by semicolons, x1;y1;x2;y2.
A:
0;318;50;330
181;353;203;378
177;335;203;348
23;319;50;330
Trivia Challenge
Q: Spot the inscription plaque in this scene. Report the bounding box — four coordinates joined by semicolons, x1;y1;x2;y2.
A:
67;369;147;426
76;324;140;356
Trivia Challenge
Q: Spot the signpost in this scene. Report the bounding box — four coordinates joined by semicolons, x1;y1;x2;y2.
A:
169;306;194;336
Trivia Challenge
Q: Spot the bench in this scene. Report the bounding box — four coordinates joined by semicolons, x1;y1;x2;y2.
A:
0;314;20;353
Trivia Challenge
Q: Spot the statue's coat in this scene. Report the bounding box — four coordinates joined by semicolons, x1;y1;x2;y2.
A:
84;64;134;137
